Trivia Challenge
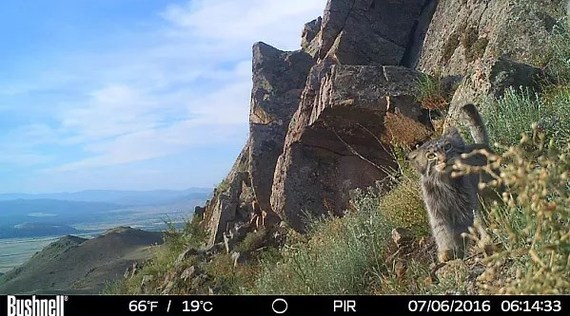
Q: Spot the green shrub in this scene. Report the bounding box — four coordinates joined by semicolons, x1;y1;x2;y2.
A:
252;190;392;294
236;229;267;253
204;253;259;294
541;86;570;144
415;73;449;110
484;87;570;149
546;22;570;84
442;31;460;63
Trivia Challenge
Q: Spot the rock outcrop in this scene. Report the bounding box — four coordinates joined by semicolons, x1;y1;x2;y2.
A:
202;143;251;245
249;42;314;213
199;0;564;239
301;17;322;58
418;0;561;74
271;65;431;231
270;0;436;232
201;0;439;237
202;42;314;244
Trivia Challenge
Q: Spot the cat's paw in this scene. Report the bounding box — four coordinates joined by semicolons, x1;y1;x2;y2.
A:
438;249;455;263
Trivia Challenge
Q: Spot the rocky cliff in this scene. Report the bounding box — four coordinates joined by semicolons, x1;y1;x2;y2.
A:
198;0;565;245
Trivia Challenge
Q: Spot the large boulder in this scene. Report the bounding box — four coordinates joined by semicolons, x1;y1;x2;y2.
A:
249;42;314;212
271;65;431;232
418;0;563;74
445;57;543;128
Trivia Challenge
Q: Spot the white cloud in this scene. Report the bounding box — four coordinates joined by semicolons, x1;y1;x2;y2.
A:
45;73;252;172
1;0;326;190
0;153;52;166
162;0;325;49
59;85;159;142
0;124;57;166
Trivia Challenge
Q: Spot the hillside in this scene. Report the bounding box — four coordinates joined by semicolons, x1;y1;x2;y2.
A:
114;0;569;295
0;227;163;294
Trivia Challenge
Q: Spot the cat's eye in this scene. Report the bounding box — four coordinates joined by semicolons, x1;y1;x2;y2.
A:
443;143;452;151
426;152;437;160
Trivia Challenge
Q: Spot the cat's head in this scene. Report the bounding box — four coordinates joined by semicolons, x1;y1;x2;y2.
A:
407;127;465;176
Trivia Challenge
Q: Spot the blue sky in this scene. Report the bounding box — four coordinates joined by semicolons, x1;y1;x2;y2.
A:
0;0;325;193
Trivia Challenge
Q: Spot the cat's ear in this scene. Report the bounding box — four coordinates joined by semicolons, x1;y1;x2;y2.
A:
444;126;459;136
443;126;464;143
407;149;427;173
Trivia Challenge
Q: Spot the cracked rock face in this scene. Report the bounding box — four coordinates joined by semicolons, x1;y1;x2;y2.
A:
301;17;322;58
418;0;562;76
200;0;439;236
249;42;315;212
201;43;314;245
271;65;431;232
203;143;251;245
317;0;430;65
417;0;562;116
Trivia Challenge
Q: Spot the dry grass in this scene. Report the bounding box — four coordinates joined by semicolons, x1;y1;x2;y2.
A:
379;176;429;236
455;127;570;293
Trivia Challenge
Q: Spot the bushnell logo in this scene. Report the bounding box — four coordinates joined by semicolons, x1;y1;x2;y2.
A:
7;295;66;316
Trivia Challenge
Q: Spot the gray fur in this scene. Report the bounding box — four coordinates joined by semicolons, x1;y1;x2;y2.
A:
408;104;491;262
461;103;489;145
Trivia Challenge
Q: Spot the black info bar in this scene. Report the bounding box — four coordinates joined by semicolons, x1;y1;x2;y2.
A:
1;294;568;316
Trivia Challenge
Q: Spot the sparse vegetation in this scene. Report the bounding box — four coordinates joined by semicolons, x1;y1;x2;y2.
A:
235;229;267;253
252;190;392;294
203;253;257;294
484;88;544;148
216;179;231;193
545;22;570;84
469;37;489;61
415;73;450;111
460;26;487;62
379;176;428;236
414;73;454;136
456;127;570;293
108;215;207;294
484;87;570;149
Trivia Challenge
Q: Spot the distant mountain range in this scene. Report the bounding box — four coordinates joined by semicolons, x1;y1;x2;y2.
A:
0;188;213;206
0;199;125;236
0;188;212;240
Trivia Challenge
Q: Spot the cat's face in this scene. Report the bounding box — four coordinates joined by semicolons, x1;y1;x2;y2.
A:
408;127;465;176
